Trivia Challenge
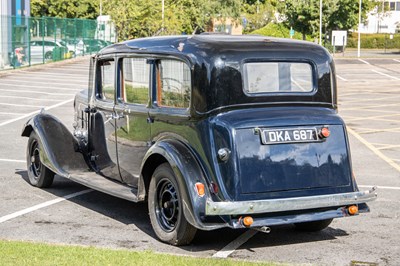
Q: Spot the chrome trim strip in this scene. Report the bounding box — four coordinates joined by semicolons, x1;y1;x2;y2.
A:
206;187;377;216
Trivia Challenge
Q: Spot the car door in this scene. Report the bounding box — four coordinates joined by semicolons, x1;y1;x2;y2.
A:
114;57;151;187
88;57;122;182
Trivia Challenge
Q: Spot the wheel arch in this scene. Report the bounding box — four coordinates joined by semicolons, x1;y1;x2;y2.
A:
139;139;210;230
21;113;88;178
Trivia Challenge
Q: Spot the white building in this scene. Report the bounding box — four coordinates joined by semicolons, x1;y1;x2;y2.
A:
0;0;30;69
361;1;400;33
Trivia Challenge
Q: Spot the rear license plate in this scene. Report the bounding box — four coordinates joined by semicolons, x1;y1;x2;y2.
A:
260;127;318;145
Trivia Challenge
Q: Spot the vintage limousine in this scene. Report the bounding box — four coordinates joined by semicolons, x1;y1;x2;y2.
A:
22;35;377;245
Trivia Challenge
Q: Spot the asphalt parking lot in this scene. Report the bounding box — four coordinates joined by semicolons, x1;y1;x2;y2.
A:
0;57;399;265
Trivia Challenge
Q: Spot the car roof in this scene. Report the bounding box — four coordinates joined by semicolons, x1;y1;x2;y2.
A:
99;34;321;57
97;35;335;115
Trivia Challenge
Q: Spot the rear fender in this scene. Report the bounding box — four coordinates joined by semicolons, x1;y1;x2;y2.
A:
141;140;214;230
21;113;89;177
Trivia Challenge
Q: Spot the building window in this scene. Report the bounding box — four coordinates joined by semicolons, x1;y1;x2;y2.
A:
390;2;396;11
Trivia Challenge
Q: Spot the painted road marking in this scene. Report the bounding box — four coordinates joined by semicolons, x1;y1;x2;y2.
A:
2;75;87;84
0;189;93;224
0;95;61;102
0;78;87;87
347;127;400;172
0;159;25;163
0;82;82;91
371;69;400;81
358;59;370;65
359;185;400;190
341;103;399;111
393;59;400;63
343;114;400;122
336;75;347;81
212;230;258;258
0;112;27;115
0;88;74;96
17;70;88;77
0;103;46;108
0;99;74;127
357;127;400;134
345;95;400;104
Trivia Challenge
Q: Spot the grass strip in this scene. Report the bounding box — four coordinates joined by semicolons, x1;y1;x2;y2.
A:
0;240;277;266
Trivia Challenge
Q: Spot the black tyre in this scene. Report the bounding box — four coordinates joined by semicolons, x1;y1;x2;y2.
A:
148;163;197;246
26;131;55;188
44;51;52;60
294;218;333;232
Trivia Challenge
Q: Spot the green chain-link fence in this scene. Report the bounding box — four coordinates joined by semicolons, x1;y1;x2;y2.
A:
0;16;116;70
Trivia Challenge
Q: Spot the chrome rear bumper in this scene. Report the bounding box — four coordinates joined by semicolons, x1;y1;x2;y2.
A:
206;187;377;216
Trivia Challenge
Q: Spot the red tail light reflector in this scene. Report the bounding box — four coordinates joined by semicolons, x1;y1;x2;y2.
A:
321;127;330;138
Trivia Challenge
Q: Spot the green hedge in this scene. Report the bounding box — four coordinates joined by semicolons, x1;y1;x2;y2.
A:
251;23;312;41
347;33;400;49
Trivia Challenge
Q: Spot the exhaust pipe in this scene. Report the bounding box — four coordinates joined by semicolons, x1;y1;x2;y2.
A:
256;226;271;234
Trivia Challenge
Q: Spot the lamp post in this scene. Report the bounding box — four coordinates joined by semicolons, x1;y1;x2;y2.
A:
357;0;362;57
319;0;322;45
162;0;165;33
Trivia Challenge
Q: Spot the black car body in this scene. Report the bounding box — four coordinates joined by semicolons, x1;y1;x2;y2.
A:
22;35;377;245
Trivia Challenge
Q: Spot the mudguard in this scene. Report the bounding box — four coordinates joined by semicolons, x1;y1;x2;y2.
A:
142;140;227;230
21;113;90;177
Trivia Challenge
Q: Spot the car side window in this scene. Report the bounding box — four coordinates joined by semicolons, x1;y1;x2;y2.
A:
157;59;191;108
121;58;149;105
44;41;55;47
98;60;115;102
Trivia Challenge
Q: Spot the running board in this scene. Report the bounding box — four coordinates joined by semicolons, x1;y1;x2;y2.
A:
67;172;139;202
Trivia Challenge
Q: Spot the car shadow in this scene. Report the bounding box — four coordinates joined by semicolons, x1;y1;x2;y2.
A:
16;169;349;252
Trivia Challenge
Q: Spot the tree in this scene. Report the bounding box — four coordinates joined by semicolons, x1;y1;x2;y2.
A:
327;0;376;31
276;0;320;40
276;0;377;40
102;0;242;40
31;0;99;19
241;1;274;33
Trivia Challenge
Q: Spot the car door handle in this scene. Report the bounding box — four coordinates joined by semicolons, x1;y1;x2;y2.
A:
106;113;125;119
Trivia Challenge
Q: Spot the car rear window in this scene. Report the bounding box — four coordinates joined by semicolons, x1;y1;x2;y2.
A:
243;62;313;94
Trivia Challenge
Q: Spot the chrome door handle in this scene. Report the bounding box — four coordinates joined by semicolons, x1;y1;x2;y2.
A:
106;113;125;119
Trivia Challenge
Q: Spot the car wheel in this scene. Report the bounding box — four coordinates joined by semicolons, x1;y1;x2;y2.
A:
45;51;52;60
148;163;197;246
294;218;333;232
26;131;55;188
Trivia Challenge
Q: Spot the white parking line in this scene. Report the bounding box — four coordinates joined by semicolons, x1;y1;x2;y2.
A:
0;112;27;115
358;59;370;65
0;88;74;96
393;59;400;63
2;75;87;84
359;185;400;190
347;127;400;173
0;159;25;163
0;95;61;102
371;69;400;81
212;230;258;258
17;70;88;77
0;79;87;87
336;75;347;81
0;82;82;91
0;189;93;224
0;103;45;108
0;98;74;127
